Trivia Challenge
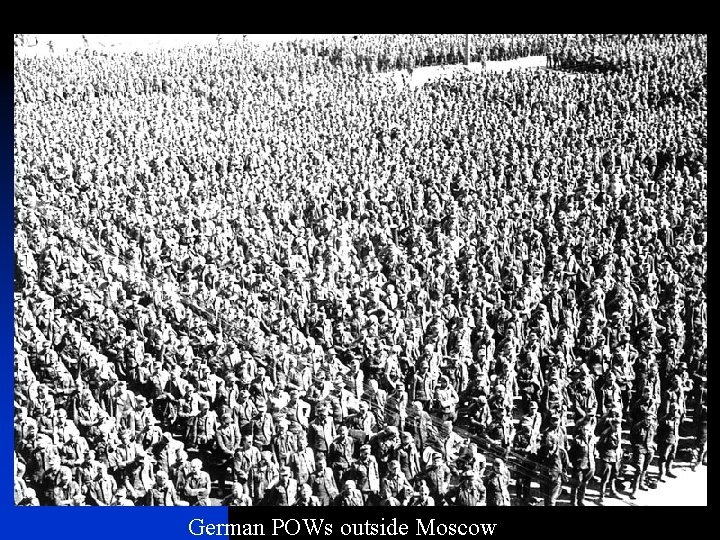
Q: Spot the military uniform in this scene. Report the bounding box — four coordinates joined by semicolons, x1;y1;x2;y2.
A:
568;432;596;505
629;396;658;495
485;469;511;506
308;466;339;506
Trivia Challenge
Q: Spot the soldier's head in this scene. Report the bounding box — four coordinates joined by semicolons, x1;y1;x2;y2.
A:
119;429;131;444
241;435;253;449
59;466;72;485
299;483;312;500
190;458;203;474
343;480;357;492
296;432;307;450
155;470;169;486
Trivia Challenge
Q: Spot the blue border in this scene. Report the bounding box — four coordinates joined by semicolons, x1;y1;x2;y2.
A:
3;45;228;540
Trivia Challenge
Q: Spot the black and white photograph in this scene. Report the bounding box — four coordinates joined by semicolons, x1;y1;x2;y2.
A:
13;33;707;510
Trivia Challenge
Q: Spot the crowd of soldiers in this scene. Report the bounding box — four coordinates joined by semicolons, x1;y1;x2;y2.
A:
14;34;706;507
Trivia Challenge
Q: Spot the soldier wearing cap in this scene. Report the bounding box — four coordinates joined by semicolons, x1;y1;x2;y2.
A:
233;388;257;435
485;458;510;506
214;412;240;492
397;430;421;482
272;419;297;467
264;465;298;506
52;465;84;506
596;409;622;505
657;399;681;482
288;431;315;485
379;459;411;505
347;443;380;505
328;424;355;485
568;420;596;506
418;451;451;505
537;432;569;506
410;361;433;411
308;452;339;506
629;385;658;497
450;470;486;506
249;400;275;451
407;480;435;506
307;403;336;454
406;401;431;451
194;399;217;453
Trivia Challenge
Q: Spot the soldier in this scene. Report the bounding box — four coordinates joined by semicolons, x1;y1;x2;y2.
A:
233;434;261;483
51;466;84;506
347;444;380;505
249;400;274;452
338;479;365;506
378;459;412;505
657;400;681;482
307;404;336;455
184;458;212;506
568;420;596;506
288;431;315;486
221;481;253;506
418;452;451;506
86;462;117;506
484;458;511;506
596;409;623;504
537;432;569;506
308;453;339;506
145;470;181;506
294;483;321;506
450;470;486;506
407;480;435;506
433;375;459;422
328;424;355;486
629;385;658;497
264;465;298;506
214;412;240;491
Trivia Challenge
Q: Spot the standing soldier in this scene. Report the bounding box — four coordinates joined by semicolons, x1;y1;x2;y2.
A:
484;458;511;506
657;400;681;482
184;458;212;506
596;409;623;504
449;470;486;506
308;453;339;506
537;432;569;506
568;420;596;506
629;385;658;498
